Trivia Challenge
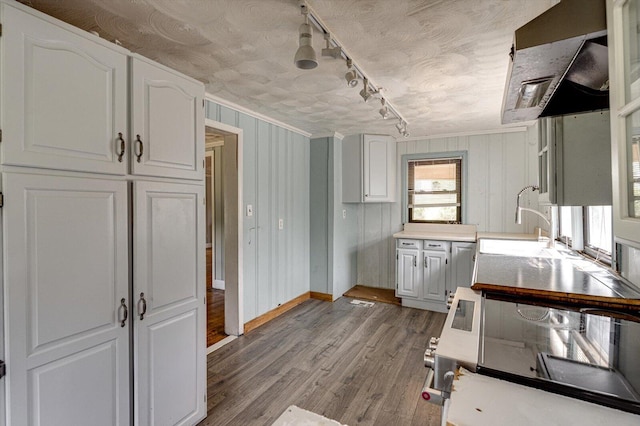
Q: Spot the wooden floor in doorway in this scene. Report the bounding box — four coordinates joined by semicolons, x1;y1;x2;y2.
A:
343;284;401;306
207;248;226;347
198;297;446;426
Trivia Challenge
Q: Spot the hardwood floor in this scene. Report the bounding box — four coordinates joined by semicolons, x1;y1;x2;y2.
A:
198;298;446;426
207;247;226;347
343;285;401;306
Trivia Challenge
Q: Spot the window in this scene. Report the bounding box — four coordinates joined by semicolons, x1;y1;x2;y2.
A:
556;205;612;264
559;206;574;245
407;157;462;223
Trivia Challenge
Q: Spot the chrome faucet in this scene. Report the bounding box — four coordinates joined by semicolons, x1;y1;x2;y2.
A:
515;185;552;245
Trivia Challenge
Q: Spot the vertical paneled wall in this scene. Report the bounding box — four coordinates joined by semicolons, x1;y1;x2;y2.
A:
357;127;540;289
206;101;310;322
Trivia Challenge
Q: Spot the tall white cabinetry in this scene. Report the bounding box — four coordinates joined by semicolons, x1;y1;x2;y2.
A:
342;134;396;203
0;2;206;425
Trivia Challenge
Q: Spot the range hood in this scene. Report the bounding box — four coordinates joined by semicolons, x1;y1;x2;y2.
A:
502;0;608;124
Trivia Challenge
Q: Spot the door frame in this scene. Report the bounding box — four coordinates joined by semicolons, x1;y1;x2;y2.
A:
204;118;244;337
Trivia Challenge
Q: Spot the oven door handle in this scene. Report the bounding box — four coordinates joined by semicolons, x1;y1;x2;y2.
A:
421;369;455;406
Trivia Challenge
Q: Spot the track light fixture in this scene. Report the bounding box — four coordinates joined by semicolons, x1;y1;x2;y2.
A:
359;78;372;102
321;33;342;58
294;5;318;70
379;98;390;119
294;0;409;135
345;59;358;88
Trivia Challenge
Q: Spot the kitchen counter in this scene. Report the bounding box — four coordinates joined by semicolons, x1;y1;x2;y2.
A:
392;223;477;242
446;368;640;425
472;243;640;310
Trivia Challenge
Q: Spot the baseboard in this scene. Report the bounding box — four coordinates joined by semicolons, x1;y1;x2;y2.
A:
310;291;333;302
244;292;310;333
213;280;225;290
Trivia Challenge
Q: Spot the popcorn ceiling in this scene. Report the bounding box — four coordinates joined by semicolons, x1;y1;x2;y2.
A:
22;0;553;138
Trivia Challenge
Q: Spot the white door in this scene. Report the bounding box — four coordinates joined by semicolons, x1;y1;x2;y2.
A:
1;4;128;175
396;249;419;298
3;173;130;426
422;251;447;302
131;57;204;181
363;134;395;202
450;242;476;291
133;181;206;426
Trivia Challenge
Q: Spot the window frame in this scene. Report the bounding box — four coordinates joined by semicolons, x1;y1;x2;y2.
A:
401;151;468;224
556;205;613;265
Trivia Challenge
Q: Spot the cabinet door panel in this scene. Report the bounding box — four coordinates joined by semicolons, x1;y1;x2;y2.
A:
423;251;447;301
396;249;419;298
3;173;129;426
134;181;206;426
363;135;395;202
1;4;127;175
131;58;204;180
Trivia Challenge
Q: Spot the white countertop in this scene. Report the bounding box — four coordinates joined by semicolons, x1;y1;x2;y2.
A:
476;231;541;241
392;223;477;242
446;368;640;426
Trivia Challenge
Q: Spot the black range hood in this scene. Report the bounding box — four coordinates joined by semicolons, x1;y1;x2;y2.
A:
502;0;608;124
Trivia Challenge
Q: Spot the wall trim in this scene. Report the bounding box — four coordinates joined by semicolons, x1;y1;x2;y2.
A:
396;125;531;142
205;93;312;138
311;132;345;140
244;292;311;333
310;291;333;302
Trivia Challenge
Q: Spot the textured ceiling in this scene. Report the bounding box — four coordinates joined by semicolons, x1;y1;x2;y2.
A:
19;0;554;138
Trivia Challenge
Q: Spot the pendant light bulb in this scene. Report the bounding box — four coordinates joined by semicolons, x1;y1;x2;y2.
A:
294;13;318;70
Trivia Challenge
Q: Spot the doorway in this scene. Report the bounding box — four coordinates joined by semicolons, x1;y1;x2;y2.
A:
205;119;243;352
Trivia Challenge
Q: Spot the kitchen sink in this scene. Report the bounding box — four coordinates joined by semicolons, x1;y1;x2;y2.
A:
478;238;558;258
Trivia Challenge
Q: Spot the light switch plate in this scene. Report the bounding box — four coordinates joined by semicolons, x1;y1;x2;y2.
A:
278;218;284;230
246;204;253;217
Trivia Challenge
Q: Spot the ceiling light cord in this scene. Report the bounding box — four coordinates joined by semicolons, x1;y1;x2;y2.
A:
294;0;409;136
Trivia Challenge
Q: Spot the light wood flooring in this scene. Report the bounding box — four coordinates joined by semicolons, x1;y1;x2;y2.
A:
198;297;446;426
207;247;226;347
343;285;401;306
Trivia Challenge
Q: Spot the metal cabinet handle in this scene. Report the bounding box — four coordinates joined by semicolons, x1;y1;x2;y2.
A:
138;292;147;320
428;244;441;247
402;242;413;246
135;134;144;163
414;257;417;267
116;133;126;162
424;257;428;268
120;298;128;327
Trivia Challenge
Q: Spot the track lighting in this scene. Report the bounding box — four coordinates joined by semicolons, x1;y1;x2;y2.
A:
321;33;342;58
360;78;373;102
345;59;358;88
294;6;317;70
379;98;390;119
293;0;409;134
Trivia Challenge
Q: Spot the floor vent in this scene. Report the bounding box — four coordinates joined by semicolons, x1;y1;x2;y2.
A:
350;299;375;307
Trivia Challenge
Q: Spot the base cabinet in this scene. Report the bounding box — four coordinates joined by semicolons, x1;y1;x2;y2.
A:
395;239;476;312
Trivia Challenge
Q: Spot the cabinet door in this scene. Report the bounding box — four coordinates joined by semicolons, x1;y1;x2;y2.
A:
3;173;130;426
133;181;206;426
1;4;128;175
422;250;447;302
131;57;204;180
396;249;419;298
363;134;395;202
450;242;476;291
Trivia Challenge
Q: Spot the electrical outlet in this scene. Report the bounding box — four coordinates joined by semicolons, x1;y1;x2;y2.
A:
278;219;284;230
342;209;347;219
246;204;253;217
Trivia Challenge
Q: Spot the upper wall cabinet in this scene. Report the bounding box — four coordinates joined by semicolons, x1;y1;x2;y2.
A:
1;3;128;175
130;57;204;180
607;0;640;245
537;110;612;206
342;134;396;203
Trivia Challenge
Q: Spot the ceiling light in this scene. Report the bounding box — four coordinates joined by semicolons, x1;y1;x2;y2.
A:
294;9;317;70
360;78;372;102
379;99;390;119
395;120;404;133
345;59;358;88
321;33;342;58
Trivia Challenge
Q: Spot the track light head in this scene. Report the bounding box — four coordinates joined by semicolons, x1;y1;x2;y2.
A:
360;78;372;102
294;16;317;69
321;33;342;58
395;120;404;133
379;99;390;119
344;59;358;87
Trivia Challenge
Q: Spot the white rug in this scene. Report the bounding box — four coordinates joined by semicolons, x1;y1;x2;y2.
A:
272;405;347;426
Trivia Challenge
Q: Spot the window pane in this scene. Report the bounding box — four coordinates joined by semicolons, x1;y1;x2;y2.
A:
624;0;640;102
625;115;640;218
412;206;457;222
559;206;573;240
412;193;457;206
587;206;612;253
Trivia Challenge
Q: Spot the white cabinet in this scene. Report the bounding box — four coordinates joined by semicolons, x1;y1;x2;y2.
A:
449;242;477;291
3;173;130;426
397;248;420;298
537;111;612;206
396;239;476;312
0;2;206;425
133;181;206;426
131;57;204;180
342;134;396;203
1;3;128;175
